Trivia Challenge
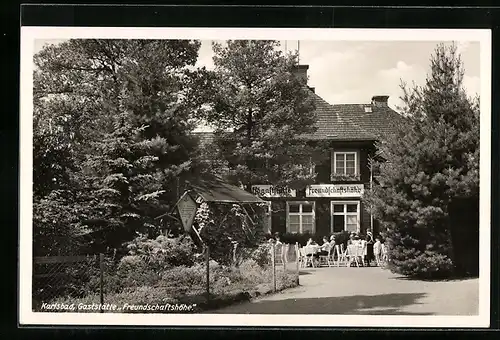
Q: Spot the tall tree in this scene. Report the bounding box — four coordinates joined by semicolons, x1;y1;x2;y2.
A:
201;40;320;191
33;39;206;255
363;43;480;278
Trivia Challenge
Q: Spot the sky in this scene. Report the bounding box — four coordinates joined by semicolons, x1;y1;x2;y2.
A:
195;40;480;110
34;39;480;112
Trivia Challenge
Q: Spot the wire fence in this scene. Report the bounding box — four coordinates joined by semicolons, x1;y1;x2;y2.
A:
32;243;301;313
32;255;103;311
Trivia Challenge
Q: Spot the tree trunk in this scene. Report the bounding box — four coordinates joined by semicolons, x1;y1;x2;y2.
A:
245;108;253;192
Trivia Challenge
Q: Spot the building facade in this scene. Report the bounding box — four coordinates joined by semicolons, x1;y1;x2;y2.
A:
195;65;403;238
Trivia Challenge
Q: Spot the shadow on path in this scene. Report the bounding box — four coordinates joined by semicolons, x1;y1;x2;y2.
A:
211;292;432;315
390;275;479;283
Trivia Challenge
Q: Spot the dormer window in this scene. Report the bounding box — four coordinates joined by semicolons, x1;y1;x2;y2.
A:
364;106;372;113
334;151;357;175
331;150;361;181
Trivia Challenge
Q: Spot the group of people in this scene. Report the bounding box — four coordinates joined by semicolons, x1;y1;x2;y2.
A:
346;231;387;266
270;231;387;267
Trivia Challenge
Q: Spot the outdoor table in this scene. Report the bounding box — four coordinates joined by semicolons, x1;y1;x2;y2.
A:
304;244;320;253
303;245;320;267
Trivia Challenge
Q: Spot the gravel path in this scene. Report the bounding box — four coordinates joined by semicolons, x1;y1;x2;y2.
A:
211;266;479;315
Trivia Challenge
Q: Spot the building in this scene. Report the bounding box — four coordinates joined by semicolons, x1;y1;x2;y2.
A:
195;65;404;238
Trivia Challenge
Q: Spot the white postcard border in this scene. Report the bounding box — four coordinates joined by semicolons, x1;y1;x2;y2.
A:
19;26;492;328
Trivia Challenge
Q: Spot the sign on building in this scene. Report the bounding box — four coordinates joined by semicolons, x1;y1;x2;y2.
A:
251;185;297;198
306;184;364;197
177;192;198;233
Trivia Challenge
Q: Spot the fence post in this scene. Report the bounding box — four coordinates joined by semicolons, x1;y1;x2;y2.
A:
271;243;276;293
295;242;300;286
283;244;287;269
99;253;104;312
205;244;210;302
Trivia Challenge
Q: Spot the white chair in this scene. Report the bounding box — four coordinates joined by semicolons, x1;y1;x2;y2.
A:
275;243;289;267
345;245;361;267
319;246;333;267
298;247;308;268
360;240;367;266
303;246;316;268
335;244;347;267
374;244;382;267
380;244;389;267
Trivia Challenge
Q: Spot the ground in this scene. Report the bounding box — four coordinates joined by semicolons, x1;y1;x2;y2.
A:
211;265;479;315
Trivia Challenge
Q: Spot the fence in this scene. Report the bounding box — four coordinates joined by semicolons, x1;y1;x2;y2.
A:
32;243;301;313
32;254;105;312
270;242;300;291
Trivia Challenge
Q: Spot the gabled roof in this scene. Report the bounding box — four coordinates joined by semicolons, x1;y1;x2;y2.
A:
328;103;406;140
192;90;405;144
300;91;377;141
188;177;264;204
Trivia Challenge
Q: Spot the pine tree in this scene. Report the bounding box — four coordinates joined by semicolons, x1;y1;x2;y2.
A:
33;39;206;254
363;43;479;278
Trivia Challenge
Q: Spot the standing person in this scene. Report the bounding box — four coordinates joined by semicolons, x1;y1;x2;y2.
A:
329;235;337;260
373;237;382;266
365;231;374;266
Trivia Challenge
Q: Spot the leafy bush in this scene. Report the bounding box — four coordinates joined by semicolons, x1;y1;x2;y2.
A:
125;234;198;269
161;264;206;288
97;234;198;293
388;248;454;279
278;232;315;246
247;243;273;267
44;258;298;313
194;202;267;265
116;255;162;289
332;230;351;247
238;259;266;283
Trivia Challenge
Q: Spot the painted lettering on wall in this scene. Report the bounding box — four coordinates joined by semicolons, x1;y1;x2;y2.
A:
306;184;364;197
251;185;297;198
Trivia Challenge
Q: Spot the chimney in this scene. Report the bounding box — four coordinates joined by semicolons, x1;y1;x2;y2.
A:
292;64;315;92
371;95;389;107
292;64;309;85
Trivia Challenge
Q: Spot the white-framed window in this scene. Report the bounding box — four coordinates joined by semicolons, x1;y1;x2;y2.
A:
333;151;358;175
286;201;315;234
331;201;360;233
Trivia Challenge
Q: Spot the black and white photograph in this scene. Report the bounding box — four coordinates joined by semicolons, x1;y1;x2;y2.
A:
19;27;491;327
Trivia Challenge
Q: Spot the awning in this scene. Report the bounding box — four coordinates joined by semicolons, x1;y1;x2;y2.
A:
188;179;264;204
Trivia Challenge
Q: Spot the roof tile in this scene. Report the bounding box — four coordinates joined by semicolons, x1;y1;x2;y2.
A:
193;90;405;144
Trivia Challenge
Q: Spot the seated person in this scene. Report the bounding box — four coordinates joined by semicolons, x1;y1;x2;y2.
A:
317;236;330;256
348;232;357;245
329;235;336;247
328;235;337;258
